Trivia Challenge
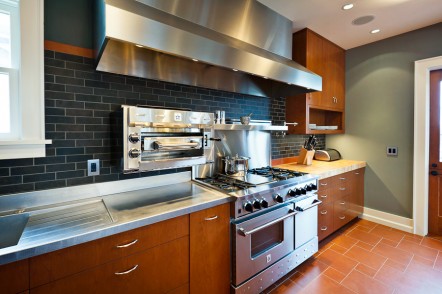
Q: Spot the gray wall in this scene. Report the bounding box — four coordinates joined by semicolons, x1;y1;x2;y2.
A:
327;23;442;218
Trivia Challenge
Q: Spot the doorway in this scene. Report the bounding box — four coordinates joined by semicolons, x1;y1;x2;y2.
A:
429;69;442;235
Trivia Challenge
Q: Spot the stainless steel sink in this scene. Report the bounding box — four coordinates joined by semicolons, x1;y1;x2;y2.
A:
0;213;29;249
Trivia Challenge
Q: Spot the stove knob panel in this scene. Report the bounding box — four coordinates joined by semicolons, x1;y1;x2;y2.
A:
243;202;253;212
253;200;261;210
260;199;269;208
274;194;284;203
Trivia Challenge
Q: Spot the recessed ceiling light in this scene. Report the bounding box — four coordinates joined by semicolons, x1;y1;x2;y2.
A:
192;58;199;62
232;68;238;72
135;44;143;48
370;29;381;34
342;3;354;10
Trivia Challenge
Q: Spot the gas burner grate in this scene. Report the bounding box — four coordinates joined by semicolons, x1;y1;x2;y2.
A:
195;175;256;192
247;167;307;180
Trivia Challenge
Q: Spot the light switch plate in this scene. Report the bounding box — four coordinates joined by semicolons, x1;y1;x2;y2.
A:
386;146;398;157
87;159;100;176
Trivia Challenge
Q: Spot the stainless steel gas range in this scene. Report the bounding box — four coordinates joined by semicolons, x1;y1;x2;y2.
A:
193;123;321;294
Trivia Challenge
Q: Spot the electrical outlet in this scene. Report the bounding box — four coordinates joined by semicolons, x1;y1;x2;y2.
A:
87;159;100;176
386;146;398;157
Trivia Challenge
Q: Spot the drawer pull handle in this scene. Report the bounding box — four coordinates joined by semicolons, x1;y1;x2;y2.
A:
320;183;328;186
115;264;138;275
321;226;328;231
204;215;218;221
320;210;327;215
355;172;360;175
339;216;346;220
320;195;327;198
339;188;346;191
340;177;346;180
340;201;346;205
116;239;138;248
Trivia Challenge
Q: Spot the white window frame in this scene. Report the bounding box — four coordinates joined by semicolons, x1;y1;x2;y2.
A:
0;1;19;140
0;0;51;159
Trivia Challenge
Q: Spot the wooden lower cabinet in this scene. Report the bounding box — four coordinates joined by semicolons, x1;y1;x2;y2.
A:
3;204;231;294
30;215;189;288
190;203;230;294
31;236;189;294
318;168;365;241
0;258;29;294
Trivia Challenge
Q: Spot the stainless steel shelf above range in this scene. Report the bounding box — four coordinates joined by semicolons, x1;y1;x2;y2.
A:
214;124;288;131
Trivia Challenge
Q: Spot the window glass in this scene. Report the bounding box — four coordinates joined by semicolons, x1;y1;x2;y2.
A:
0;10;11;68
0;72;10;133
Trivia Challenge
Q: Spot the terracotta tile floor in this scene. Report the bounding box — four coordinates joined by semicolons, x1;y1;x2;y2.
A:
265;218;442;294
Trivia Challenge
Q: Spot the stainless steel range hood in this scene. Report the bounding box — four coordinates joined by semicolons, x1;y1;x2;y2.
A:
94;0;322;97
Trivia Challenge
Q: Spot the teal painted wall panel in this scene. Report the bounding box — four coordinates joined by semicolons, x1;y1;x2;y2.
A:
44;0;93;48
327;23;442;218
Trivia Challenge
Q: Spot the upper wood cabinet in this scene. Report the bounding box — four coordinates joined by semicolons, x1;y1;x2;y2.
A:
286;28;345;134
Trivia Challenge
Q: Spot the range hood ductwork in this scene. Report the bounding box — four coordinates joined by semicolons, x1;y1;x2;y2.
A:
94;0;322;98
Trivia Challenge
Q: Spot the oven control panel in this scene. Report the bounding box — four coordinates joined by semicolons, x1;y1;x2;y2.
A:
234;179;318;218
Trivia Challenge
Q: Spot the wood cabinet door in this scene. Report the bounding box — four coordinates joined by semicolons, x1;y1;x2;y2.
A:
190;203;230;294
31;236;190;294
0;259;29;294
306;30;323;107
323;40;345;110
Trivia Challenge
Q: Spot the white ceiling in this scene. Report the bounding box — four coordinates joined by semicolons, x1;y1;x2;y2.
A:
257;0;442;50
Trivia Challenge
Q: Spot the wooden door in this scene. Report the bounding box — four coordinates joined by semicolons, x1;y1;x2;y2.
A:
429;69;442;235
190;203;230;294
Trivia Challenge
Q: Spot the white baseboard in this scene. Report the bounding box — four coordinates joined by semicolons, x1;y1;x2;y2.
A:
361;207;414;233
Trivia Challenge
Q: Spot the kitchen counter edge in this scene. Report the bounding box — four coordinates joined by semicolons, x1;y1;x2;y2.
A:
276;159;366;179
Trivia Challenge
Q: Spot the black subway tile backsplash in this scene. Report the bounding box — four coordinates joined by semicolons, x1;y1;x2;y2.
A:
0;50;325;195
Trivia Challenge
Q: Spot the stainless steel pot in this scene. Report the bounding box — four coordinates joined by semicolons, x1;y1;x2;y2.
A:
222;154;250;176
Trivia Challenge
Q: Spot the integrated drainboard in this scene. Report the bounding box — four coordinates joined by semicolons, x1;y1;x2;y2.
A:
19;199;113;246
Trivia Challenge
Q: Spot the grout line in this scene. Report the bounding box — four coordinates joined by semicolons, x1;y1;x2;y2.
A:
338;262;358;285
432;251;439;269
372;257;388;280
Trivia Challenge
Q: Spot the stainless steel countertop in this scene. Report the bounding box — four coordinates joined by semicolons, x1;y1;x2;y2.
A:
0;172;232;266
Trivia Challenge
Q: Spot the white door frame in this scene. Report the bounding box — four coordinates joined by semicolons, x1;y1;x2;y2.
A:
413;56;442;236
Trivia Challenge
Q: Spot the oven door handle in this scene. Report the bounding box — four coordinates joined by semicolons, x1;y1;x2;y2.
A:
295;199;322;212
238;210;298;236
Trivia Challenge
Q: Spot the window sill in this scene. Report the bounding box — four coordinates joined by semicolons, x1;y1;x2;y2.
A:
0;140;52;159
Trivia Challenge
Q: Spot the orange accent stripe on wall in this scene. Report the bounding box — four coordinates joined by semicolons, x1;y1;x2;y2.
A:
44;40;94;59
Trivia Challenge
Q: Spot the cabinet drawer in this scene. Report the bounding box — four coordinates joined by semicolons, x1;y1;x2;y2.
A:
31;236;189;294
318;177;335;191
317;187;334;204
333;197;351;230
0;259;29;294
30;215;189;288
318;203;333;241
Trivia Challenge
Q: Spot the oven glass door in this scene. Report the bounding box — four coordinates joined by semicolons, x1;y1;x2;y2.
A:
232;204;296;286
